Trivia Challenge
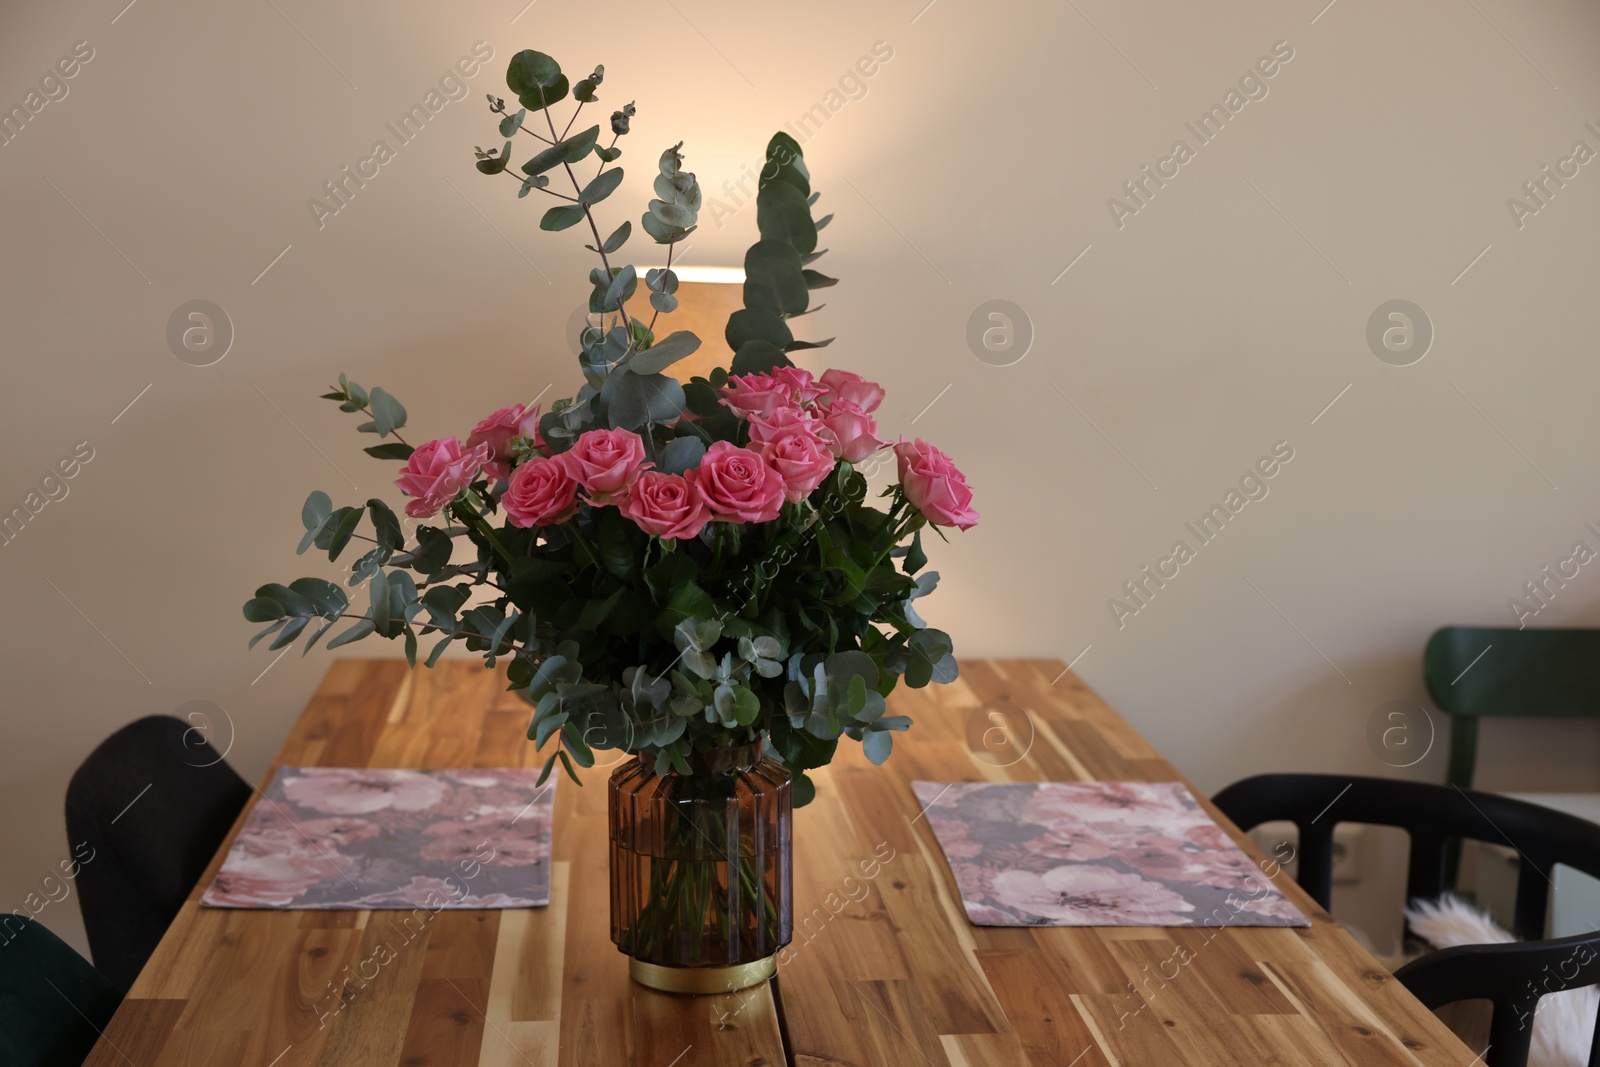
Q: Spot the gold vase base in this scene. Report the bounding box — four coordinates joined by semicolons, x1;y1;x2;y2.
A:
629;954;776;995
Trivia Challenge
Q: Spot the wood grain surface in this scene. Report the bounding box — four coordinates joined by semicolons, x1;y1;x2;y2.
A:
84;659;1477;1066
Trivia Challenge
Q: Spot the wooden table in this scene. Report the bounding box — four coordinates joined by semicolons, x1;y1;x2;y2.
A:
88;659;1478;1066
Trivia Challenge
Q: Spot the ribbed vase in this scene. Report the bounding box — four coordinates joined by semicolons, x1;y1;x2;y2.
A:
608;740;792;993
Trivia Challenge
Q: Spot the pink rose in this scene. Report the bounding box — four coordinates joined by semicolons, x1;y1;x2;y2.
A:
395;438;491;519
771;366;827;407
620;470;710;539
818;400;889;463
556;428;647;502
894;437;979;531
719;373;796;421
745;407;818;449
503;455;579;527
819;369;884;413
759;424;837;503
467;403;543;481
692;441;785;524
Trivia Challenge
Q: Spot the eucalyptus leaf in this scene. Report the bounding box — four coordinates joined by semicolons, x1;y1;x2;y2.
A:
730;340;792;376
363;442;414;460
325;507;364;562
369;388;407;437
367;499;403;550
580;167;624;205
743;240;809;315
298;491;333;554
243;597;285;623
756;180;817;255
725;308;793;352
761;131;810;196
475;141;512;175
604;264;637;310
627;330;700;375
606;371;684;430
602;221;631;253
862;729;893;765
541;205;586;231
499;109;526;137
326;616;376;649
659;436;706;475
507;49;569;110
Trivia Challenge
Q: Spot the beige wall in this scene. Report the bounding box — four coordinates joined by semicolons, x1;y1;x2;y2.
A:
5;0;1600;957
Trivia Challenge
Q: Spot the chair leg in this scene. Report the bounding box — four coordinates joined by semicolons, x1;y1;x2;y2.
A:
1487;997;1535;1067
1444;717;1480;889
1446;717;1479;790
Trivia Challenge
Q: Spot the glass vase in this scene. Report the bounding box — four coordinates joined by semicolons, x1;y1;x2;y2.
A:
608;740;792;994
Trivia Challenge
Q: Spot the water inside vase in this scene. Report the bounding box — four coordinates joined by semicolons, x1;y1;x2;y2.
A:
609;746;792;968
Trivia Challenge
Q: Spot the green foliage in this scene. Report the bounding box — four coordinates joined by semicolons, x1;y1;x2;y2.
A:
642;143;700;243
247;49;963;807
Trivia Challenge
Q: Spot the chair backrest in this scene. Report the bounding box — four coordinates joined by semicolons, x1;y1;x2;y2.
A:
1211;773;1600;939
1424;626;1600;786
0;917;122;1067
65;715;251;991
1395;929;1600;1067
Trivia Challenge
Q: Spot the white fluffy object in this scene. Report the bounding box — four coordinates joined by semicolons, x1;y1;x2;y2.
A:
1405;894;1596;1067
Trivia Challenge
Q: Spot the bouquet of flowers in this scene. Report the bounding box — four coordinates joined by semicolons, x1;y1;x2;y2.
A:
244;47;977;806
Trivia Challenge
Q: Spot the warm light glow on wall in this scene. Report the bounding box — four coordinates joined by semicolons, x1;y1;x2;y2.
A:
617;268;809;382
667;266;745;285
656;279;746;382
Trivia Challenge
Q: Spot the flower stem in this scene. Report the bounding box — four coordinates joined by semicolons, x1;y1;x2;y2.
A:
451;501;514;567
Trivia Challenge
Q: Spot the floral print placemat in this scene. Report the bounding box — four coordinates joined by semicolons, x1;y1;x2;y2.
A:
913;780;1307;928
201;768;555;909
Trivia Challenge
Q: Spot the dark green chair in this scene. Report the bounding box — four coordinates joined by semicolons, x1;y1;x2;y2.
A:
0;916;122;1067
1424;626;1600;788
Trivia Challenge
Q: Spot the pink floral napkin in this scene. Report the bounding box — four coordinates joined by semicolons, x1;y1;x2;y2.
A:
912;780;1307;928
202;768;555;909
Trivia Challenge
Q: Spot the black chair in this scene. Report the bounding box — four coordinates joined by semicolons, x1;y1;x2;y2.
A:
1214;773;1600;1067
1396;932;1600;1067
0;916;123;1067
66;715;251;991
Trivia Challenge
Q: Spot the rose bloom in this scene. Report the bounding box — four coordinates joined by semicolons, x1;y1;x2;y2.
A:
395;437;491;519
771;365;827;406
758;424;836;503
819;369;884;413
894;437;979;530
621;470;710;539
692;440;785;523
818;400;889;463
466;402;543;481
745;407;819;449
719;373;795;421
503;455;579;527
556;427;647;502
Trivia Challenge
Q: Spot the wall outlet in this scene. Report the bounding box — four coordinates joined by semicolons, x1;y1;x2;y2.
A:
1250;821;1364;884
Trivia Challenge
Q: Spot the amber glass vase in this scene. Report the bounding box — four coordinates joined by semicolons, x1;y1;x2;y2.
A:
608;739;792;994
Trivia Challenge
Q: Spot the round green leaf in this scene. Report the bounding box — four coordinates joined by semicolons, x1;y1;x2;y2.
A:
743;240;809;315
756;181;818;255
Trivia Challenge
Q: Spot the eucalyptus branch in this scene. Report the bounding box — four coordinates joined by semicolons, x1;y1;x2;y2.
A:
356;405;409;447
560;99;585;140
489;97;554;144
644;240;676;334
538;89;634;335
593;132;621;178
501;170;576;201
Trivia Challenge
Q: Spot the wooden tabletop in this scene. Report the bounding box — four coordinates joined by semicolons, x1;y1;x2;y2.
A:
87;659;1477;1066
